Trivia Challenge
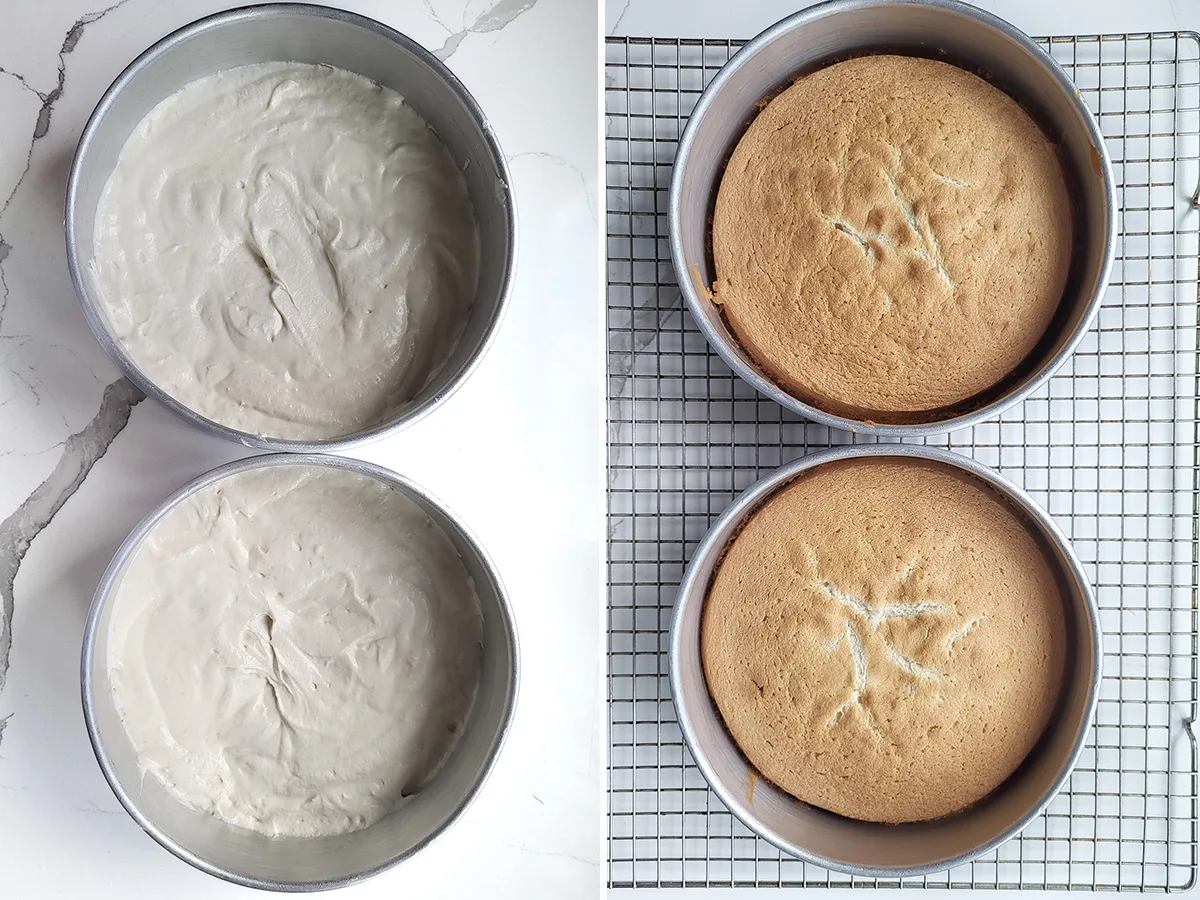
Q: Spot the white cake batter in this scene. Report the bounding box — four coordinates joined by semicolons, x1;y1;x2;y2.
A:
107;464;483;838
91;62;479;440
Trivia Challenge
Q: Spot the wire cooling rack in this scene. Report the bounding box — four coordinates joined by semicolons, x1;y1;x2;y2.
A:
606;32;1200;891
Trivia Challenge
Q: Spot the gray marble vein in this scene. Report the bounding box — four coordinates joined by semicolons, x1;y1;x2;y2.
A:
509;151;597;221
0;68;40;96
498;838;595;867
0;240;10;320
432;0;541;61
604;297;678;499
0;0;130;352
0;378;144;697
0;2;127;220
608;0;631;35
5;362;46;413
75;799;123;817
0;1;140;717
420;0;452;32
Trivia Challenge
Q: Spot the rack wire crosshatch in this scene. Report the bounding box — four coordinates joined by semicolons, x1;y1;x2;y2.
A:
606;33;1200;891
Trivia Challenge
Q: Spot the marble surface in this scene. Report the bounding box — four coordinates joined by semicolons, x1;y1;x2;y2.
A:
0;0;601;896
606;0;1198;37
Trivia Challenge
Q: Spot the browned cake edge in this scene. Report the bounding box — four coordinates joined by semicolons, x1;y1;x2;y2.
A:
698;456;1074;824
703;52;1082;425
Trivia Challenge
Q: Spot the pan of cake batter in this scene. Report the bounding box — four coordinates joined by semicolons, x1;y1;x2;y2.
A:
81;453;518;890
65;4;515;450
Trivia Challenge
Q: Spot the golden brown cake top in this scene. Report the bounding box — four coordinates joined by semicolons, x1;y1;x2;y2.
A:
701;457;1067;824
711;54;1074;420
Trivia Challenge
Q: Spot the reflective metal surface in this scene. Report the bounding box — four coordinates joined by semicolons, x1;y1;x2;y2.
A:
669;444;1101;877
81;453;519;891
66;4;515;451
669;0;1116;436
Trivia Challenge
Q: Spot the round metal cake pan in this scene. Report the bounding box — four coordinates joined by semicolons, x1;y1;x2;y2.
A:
81;453;519;891
669;443;1102;877
669;0;1116;436
65;3;515;452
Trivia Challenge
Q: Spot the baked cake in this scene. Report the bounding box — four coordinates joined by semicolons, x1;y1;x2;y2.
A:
701;457;1067;823
710;55;1074;420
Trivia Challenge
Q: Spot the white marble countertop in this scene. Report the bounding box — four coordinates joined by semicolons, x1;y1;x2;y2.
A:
0;0;601;897
607;0;1198;38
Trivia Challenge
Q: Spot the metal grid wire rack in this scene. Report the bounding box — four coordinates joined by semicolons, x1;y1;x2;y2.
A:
606;32;1200;891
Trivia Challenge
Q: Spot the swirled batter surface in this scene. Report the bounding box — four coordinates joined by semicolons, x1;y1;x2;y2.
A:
92;62;479;440
108;464;482;837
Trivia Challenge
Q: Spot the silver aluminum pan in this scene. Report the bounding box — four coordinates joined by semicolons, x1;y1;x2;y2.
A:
66;3;515;452
669;443;1101;877
669;0;1116;436
81;452;519;891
